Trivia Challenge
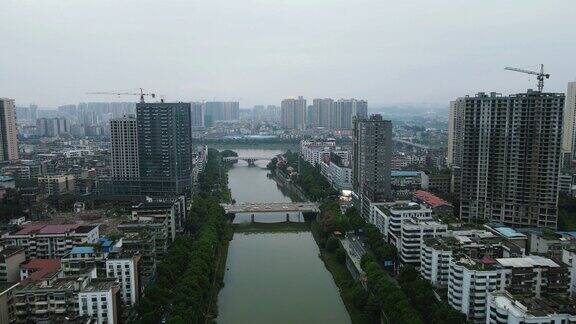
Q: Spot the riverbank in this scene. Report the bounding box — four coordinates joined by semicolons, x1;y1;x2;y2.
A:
311;223;379;324
130;149;233;324
271;152;377;324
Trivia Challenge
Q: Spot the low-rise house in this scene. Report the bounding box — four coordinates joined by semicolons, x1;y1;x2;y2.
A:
3;223;99;259
0;247;26;282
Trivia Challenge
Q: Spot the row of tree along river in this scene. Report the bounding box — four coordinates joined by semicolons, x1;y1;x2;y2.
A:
216;149;351;324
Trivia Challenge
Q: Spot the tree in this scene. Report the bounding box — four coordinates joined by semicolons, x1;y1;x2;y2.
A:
325;237;340;252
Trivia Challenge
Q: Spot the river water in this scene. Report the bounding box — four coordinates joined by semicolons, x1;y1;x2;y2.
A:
217;149;351;324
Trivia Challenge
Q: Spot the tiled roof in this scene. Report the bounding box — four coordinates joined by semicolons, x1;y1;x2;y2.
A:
14;223;80;235
21;258;62;283
413;190;451;208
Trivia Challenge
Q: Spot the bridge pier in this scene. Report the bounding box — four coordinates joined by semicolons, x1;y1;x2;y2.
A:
251;214;255;223
286;213;290;222
247;159;256;166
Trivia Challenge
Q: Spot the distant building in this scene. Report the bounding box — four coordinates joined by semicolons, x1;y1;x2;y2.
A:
390;171;428;198
447;98;464;168
190;102;205;128
353;115;393;219
204;101;239;121
458;91;564;229
562;81;576;163
312;98;333;128
0;98;19;161
332;99;368;130
137;102;193;197
36;117;68;137
281;97;306;130
38;174;75;196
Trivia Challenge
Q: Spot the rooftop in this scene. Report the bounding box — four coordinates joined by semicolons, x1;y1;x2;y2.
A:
19;276;86;292
21;258;62;283
391;170;421;177
493;226;527;239
413;190;452;208
11;223;97;235
491;291;576;318
70;246;95;255
80;279;120;292
377;201;429;212
496;255;559;268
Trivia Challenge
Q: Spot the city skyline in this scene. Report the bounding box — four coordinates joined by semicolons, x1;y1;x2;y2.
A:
1;1;575;107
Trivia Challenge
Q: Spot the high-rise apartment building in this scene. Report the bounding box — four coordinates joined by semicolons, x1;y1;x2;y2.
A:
0;98;19;162
447;98;465;168
190;102;205;128
561;81;576;163
459;91;564;229
137;102;192;197
204;101;239;122
332;99;368;129
281;96;307;130
36;117;68;137
110;116;139;181
353;115;393;219
313;98;333;128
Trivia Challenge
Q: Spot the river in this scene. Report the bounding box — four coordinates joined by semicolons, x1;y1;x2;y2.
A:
217;149;351;324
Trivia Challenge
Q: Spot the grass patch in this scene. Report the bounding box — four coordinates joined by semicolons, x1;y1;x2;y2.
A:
233;221;310;233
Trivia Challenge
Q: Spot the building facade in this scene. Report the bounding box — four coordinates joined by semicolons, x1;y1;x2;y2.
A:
562;81;576;163
459;91;564;228
0;98;19;161
353;115;393;218
4;224;100;259
137;102;192;197
281;97;306;130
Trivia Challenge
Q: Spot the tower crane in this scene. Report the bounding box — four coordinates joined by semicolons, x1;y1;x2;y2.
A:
86;88;156;103
504;64;550;92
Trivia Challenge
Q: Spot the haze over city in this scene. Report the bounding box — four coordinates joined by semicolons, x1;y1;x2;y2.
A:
2;0;575;107
4;2;576;324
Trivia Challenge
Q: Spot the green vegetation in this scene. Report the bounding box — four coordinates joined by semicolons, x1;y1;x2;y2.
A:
398;266;466;324
361;258;423;324
311;179;462;324
559;194;576;231
275;150;338;201
131;148;232;324
197;149;232;203
312;221;380;324
0;188;27;221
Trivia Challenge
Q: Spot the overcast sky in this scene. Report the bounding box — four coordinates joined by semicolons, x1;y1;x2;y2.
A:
1;0;575;108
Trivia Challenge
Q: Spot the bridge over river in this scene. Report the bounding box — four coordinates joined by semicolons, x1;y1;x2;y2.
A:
221;202;320;215
222;156;275;165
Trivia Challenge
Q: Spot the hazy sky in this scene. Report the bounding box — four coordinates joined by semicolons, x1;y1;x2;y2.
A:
1;0;575;108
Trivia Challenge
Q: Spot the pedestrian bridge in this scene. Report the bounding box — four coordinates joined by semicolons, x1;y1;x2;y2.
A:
221;202;320;214
222;156;275;165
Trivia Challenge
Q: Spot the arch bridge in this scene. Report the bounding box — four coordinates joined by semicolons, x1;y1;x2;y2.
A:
222;156;275;166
